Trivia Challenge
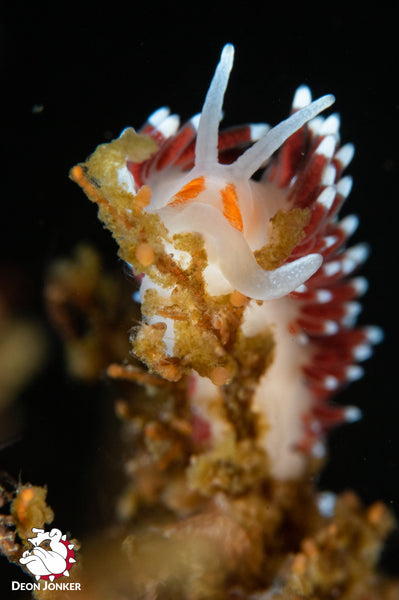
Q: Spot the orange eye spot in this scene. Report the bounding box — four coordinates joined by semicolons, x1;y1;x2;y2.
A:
168;176;206;207
220;183;243;232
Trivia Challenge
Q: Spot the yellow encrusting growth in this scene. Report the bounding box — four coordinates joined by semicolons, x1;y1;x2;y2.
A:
11;485;54;542
187;433;270;496
45;244;133;379
72;134;257;385
255;207;311;270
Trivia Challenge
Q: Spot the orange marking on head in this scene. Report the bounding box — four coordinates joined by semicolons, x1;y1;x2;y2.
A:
168;176;206;207
220;183;243;232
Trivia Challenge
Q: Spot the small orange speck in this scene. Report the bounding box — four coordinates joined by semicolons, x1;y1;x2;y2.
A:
302;538;318;557
136;243;155;266
20;487;34;505
70;165;108;207
291;552;307;576
134;185;152;211
229;290;248;307
145;423;162;440
341;490;361;509
327;523;338;536
158;363;181;382
150;322;167;332
367;502;386;525
16;487;35;523
210;366;230;386
107;364;124;378
70;165;84;184
115;398;130;419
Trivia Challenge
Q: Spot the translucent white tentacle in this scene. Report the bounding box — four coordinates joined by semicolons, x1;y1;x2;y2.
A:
159;203;322;300
195;44;235;169
233;94;335;178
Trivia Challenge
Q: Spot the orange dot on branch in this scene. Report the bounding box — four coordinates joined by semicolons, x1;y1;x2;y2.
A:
20;487;34;504
229;290;248;307
210;366;231;386
136;243;155;266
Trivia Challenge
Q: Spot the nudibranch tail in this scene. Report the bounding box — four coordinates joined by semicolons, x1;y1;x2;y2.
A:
72;43;381;480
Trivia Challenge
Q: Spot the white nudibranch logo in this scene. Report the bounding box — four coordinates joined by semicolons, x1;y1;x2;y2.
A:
19;527;76;581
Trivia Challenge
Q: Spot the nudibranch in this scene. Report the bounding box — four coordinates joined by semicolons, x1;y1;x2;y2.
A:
71;44;382;479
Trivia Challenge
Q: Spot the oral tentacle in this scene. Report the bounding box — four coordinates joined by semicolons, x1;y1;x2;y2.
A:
160;201;322;299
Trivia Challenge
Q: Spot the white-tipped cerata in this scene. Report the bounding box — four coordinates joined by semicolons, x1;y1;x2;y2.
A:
292;85;312;110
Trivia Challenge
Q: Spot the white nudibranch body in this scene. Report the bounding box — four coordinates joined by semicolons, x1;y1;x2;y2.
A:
142;44;332;301
75;44;382;480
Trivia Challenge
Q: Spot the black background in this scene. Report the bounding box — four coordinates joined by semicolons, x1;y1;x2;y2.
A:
1;3;398;595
